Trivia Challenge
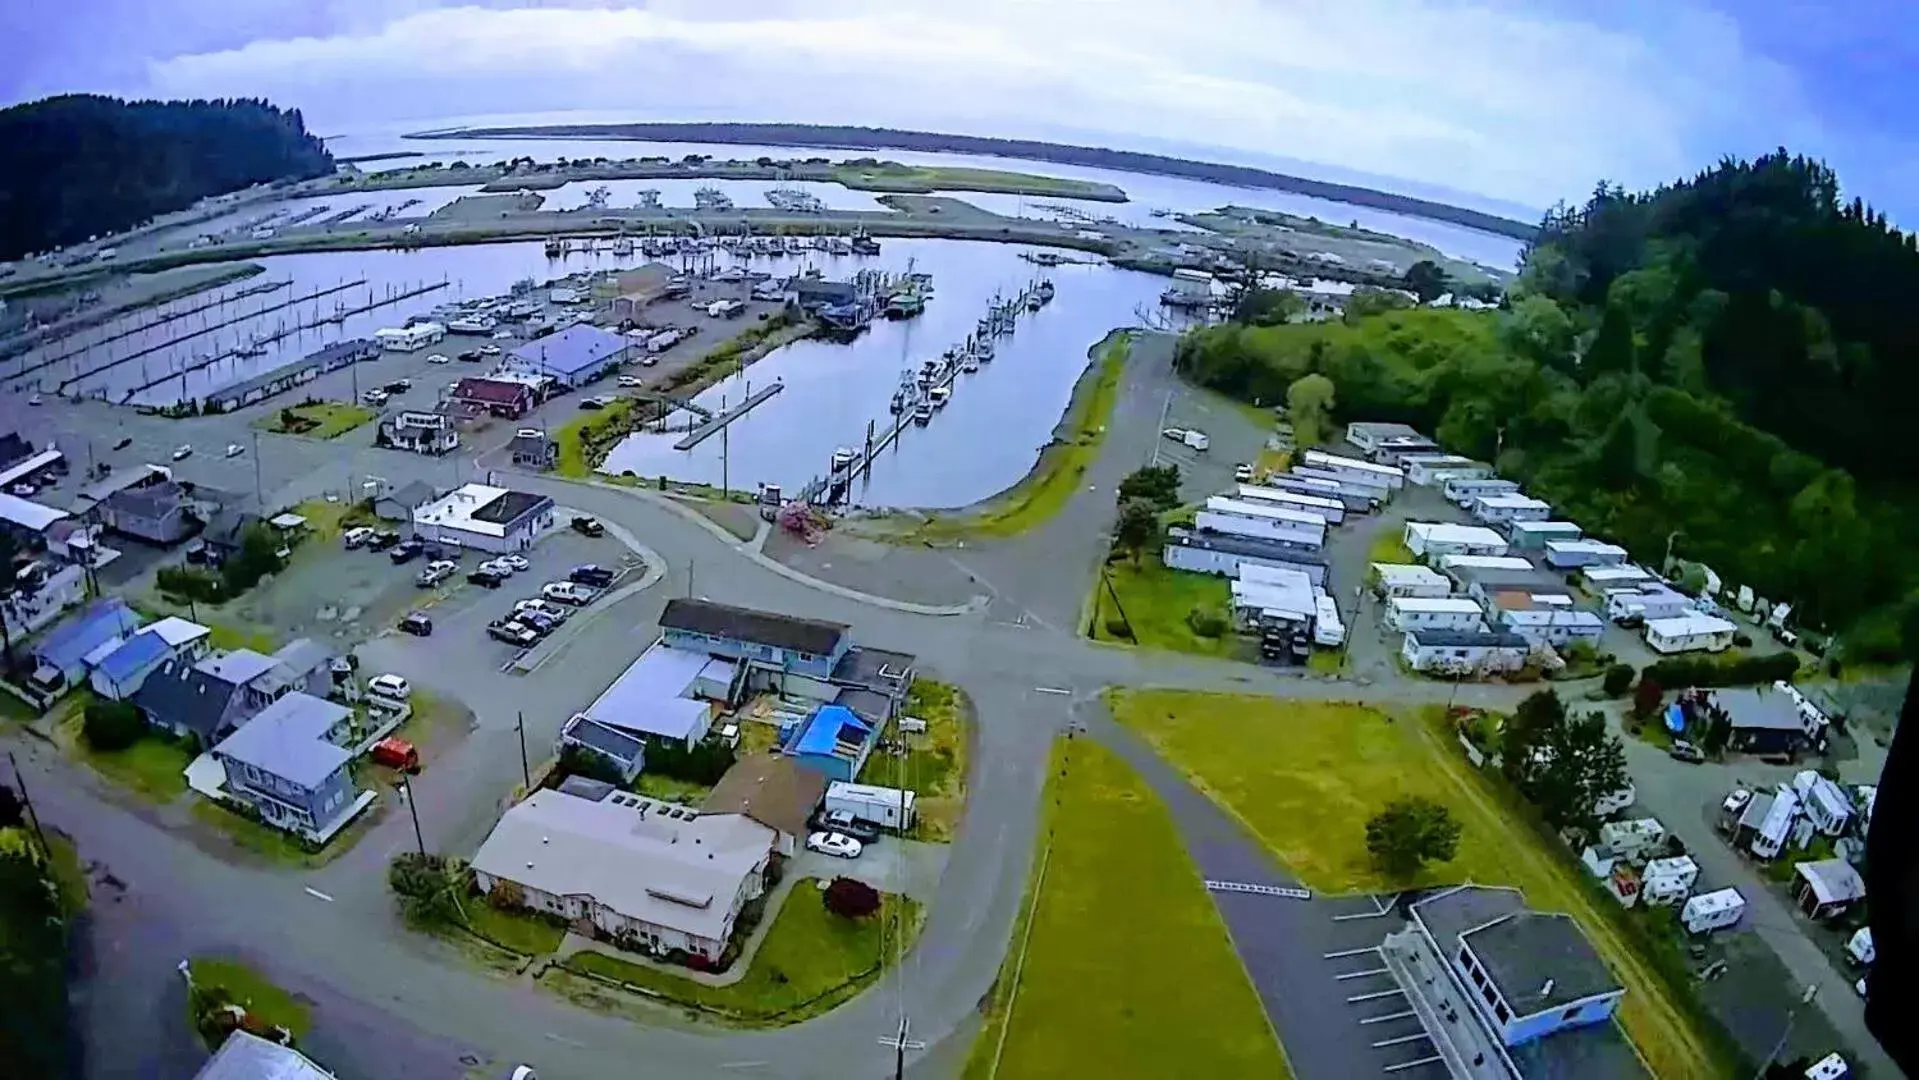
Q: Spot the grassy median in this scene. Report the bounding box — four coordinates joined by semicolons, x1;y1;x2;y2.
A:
1107;690;1725;1080
964;738;1286;1080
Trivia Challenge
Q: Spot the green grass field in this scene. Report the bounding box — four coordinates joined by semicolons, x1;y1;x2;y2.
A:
564;883;921;1023
253;401;375;439
1368;529;1415;564
963;738;1285;1080
913;334;1130;540
1087;554;1237;658
1107;690;1719;1080
861;679;969;840
832;163;1122;200
189;958;311;1039
465;903;567;955
55;712;191;803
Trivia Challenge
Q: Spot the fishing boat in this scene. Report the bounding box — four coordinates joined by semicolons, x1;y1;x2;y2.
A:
960;352;981;373
830;447;857;478
829;236;854;255
542;237;563;257
851;229;881;256
913;401;934;425
694;187;734;211
1037;278;1056;302
1026;292;1044;312
884;291;926;320
929;386;952;409
785;236;806;254
611;236;635;256
975;338;995;362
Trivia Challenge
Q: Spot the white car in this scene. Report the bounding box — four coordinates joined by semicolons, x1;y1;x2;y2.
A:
487;333;512;343
1234;463;1254;482
26;394;42;406
541;581;599;606
479;557;521;577
427;353;451;365
171;444;193;460
362;388;389;406
806;831;863;859
617;376;645;388
367;673;412;702
497;553;530;573
514;597;569;621
416;559;458;587
224;443;245;458
1721;789;1752;816
342;526;375;549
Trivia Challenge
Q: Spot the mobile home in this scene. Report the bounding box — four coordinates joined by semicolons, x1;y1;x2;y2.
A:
1498;608;1606;648
1203;497;1327;548
1545;539;1629;569
1292;466;1391;503
1470;493;1553;524
1645;613;1738;655
1443;476;1519;506
1385;597;1486;632
1605;585;1690;623
825;781;917;830
1750;786;1800;860
1681;888;1745;934
375;322;446;351
1235;485;1345;524
1372;563;1451;599
1160;528;1328;586
1301;450;1404;491
1231;572;1317;629
1400;629;1528;675
1403;522;1509;559
1403;455;1492;487
1507;520;1583;550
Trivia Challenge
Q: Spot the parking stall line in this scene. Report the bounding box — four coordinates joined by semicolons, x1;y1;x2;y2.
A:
1369;1033;1429;1049
1335;967;1390;981
1382;1054;1444;1073
1358;1010;1416;1025
1345;989;1404;1004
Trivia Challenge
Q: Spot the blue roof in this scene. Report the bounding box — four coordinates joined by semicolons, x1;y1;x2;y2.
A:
792;705;870;757
35;598;139;669
96;630;170;682
508;325;628;376
212;692;352;789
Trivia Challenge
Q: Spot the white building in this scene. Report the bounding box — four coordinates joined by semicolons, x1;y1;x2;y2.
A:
1200;497;1326;548
1302;449;1404;490
1443;476;1519;506
1604;583;1690;623
1640;856;1699;907
1372;563;1451;599
1644;613;1738;654
574;640;731;749
1582;564;1654;589
1160;528;1328;585
375;322;446;351
1471;493;1553;524
1235;484;1344;524
410;483;555;553
470;788;774;962
1545;539;1629;569
1682;888;1745;934
1386;597;1486;632
1403;522;1509;559
1507;520;1582;550
1401;630;1529;675
1498;608;1606;648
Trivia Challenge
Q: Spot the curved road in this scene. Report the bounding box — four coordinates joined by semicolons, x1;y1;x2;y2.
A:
16;346;1532;1080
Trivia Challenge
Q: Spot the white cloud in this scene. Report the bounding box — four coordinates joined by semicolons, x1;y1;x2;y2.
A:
141;0;1827;208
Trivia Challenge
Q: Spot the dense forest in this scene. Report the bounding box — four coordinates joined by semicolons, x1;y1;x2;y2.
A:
1178;152;1918;659
415;121;1537;240
0;95;333;260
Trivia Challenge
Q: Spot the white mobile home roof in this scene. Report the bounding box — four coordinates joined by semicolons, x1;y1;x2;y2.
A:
1582;565;1652;584
1388;597;1485;615
1236;485;1343;515
1374;563;1449;588
1277;472;1343;493
1645;613;1736;638
1511;520;1582;537
1238;563;1315;589
1473;494;1552;511
1204;497;1326;528
1436;554;1534;571
1404;522;1507;546
1231;578;1316;620
1545;539;1628;559
1303;449;1403;480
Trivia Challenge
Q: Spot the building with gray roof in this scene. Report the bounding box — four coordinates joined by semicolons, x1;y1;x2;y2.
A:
210;692;367;843
503;324;633;387
193;1030;334;1080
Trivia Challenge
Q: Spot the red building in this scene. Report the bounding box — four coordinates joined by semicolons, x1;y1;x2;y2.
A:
451;377;535;419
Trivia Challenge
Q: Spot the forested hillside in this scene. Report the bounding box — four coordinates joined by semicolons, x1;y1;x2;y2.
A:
0;95;333;260
1178;152;1918;658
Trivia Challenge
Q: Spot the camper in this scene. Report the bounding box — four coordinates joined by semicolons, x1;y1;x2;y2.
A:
1751;786;1800;860
1598;817;1667;864
1682;887;1746;934
824;781;917;831
1311;593;1346;648
1792;771;1854;837
1645;613;1738;654
1847;927;1875;966
1640;855;1700;907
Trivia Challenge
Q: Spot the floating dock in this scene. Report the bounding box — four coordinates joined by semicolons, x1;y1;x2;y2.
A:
673;382;785;450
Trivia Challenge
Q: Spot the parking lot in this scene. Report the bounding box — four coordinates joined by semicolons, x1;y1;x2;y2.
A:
1301;894;1449;1077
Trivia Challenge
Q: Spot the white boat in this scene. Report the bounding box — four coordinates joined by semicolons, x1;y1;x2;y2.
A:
975;339;995;362
447;316;496;334
929;386;952;409
914;402;933;425
961;353;981;373
611;237;635;255
830;447;857;477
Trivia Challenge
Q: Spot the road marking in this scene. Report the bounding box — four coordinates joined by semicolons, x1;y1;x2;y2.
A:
1335;967;1390;980
1371;1033;1430;1049
1383;1054;1443;1073
1033;686;1071;696
717;1062;768;1071
1359;1010;1416;1025
1323;946;1381;959
303;887;334;903
1345;988;1404;1003
1205;879;1312;900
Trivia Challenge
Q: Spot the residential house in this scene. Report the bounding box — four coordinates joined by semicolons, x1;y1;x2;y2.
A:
510;428;559;470
471;788;775;962
1644;613;1738;655
134;648;292;745
87;630;171;700
211;692;367;843
197;508;263;565
558;714;646;782
0;561;88;642
29;597;141;693
1712;687;1823;756
782;704;877;782
658;598;915;719
193;1030;336;1080
1401;629;1530;676
702;752;829;857
1794;859;1866;921
574;641;728;750
373;480;437;522
1381;885;1630;1073
271;638;338;698
1386;597;1486;633
377;407;460;456
98;480;201;545
450;377;535;419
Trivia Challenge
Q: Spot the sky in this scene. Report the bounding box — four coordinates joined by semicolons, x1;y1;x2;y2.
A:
5;0;1916;220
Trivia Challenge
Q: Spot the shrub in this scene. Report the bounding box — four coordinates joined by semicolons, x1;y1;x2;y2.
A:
1601;663;1636;697
824;876;882;919
555;745;627;788
1643;650;1799;689
1185;607;1227;638
82;699;145;752
644;739;736;786
487;879;525;911
1366;797;1462;879
157;565;224;603
1631;677;1665;720
1104;616;1134;640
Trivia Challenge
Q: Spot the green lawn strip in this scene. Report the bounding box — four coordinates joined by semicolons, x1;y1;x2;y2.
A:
189;957;311;1039
54;708;192;803
465;902;567;955
968;738;1288;1079
1087;554;1237;658
1107;689;1727;1080
832;163;1121;200
0;687;39;722
1367;530;1415;565
634;773;714;805
912;333;1130;540
189;798;377;868
254;401;376;439
554;399;636;478
46;833;90;916
562;884;921;1023
861;678;968;841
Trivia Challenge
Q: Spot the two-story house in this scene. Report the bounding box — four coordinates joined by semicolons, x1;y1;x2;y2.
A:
210;692;369;843
133;647;295;746
656;598;915;724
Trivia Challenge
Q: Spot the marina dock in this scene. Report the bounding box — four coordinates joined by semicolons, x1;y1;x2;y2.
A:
673;382;785;450
18;279;293;374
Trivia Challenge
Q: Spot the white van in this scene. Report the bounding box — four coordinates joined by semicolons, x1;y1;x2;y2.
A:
367;674;412;704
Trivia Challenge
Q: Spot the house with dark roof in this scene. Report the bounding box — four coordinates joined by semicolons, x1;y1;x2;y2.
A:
212;692;368;842
659;598;851;681
503;324;633;388
133;648;295;745
558;714;646;782
703;752;829;856
1379;885;1638;1079
450;377;535;419
98;480;202;545
781;704;876;783
373;480;437;522
411;483;555;553
86;629;173;701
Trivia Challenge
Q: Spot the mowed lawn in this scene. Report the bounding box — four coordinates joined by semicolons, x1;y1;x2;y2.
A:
1108;690;1719;1080
966;739;1286;1080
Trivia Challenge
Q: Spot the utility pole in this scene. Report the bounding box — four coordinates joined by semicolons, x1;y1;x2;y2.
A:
720;392;729;500
878;1014;923;1080
515;712;531;791
7;752;48;857
251;428;264;514
1752;984;1817;1080
400;775;426;856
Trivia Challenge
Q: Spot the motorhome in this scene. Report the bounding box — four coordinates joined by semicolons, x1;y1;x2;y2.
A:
376;322;446;351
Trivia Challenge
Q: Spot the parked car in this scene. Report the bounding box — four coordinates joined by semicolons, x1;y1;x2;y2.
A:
514;598;569;622
811;809;882;844
343;526;375;550
578;395;617;410
384;379;413;393
431;353;455;364
1234;463;1254;482
171;444;193;460
805;832;863;859
224;443;245;458
1722;788;1752;815
617;376;645;388
367;529;402;552
569;564;616;589
27;394;42;407
516;609;560;635
370;737;420;772
112;436;133;450
487;619;539;646
468;567;507;589
541;581;598;606
415;559;458;587
1668;739;1705;764
389;538;426;564
570;515;605;537
362;388;389;406
496;553;530;573
398;611;433;636
7;482;34;497
367;673;413;701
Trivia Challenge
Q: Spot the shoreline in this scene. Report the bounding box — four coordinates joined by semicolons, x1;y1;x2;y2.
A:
407;121;1537;241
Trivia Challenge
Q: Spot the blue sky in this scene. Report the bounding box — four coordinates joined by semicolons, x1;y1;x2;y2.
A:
4;0;1915;220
